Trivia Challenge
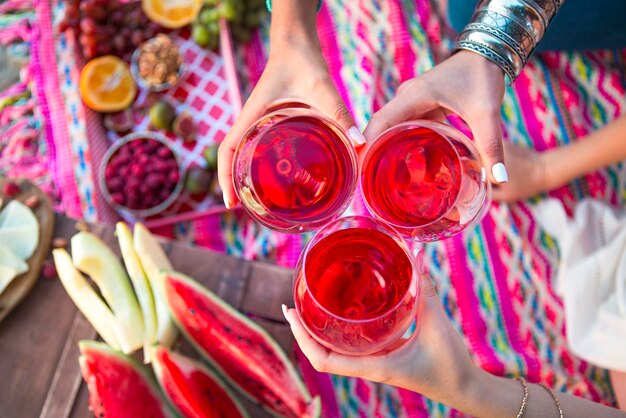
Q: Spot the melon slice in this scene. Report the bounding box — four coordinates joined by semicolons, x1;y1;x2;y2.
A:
152;346;249;418
79;340;174;418
0;245;28;275
161;270;321;418
0;200;39;260
116;222;157;363
133;224;177;348
53;249;121;350
0;265;19;295
71;232;144;353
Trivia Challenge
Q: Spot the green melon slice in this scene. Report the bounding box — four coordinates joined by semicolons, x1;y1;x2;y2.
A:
53;249;121;350
116;222;157;363
0;245;28;275
0;200;39;260
71;232;144;353
79;340;174;418
133;223;177;348
161;270;321;418
0;265;19;295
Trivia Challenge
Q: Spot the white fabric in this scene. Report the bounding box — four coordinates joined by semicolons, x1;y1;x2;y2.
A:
533;198;626;372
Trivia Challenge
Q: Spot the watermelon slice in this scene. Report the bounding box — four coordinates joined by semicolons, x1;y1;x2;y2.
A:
160;271;321;418
152;346;249;418
79;340;174;418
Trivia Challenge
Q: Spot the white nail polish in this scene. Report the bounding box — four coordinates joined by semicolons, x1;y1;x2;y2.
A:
224;198;231;209
348;126;366;145
281;304;290;323
491;163;509;183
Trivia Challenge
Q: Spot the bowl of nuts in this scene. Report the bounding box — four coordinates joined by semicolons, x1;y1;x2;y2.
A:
100;132;184;218
131;34;185;92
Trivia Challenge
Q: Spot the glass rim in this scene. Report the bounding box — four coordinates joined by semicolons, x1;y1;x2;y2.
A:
232;106;359;230
360;120;477;232
296;215;421;324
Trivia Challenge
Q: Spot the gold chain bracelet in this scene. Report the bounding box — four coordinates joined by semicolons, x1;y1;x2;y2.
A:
515;377;529;418
538;382;564;418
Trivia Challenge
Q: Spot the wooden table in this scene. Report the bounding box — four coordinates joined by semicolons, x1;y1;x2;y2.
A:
0;215;296;418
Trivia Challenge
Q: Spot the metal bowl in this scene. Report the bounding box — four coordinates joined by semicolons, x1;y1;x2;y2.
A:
130;36;185;92
99;131;184;218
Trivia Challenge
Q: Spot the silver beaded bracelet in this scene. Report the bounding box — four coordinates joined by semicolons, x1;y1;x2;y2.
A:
453;0;564;83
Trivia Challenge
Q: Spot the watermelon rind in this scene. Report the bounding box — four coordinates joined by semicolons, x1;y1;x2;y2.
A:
151;345;250;418
159;270;320;418
78;340;177;418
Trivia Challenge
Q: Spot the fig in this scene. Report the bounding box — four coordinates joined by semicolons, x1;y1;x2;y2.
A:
172;112;195;141
185;167;212;194
103;109;134;133
149;101;176;131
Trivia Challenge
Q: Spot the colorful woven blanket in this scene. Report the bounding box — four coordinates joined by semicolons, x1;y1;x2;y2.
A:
2;0;625;416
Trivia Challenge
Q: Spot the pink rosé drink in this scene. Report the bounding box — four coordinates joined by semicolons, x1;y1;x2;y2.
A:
294;216;420;355
361;121;490;241
233;103;358;233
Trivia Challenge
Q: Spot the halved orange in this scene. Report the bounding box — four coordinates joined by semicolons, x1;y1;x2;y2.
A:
79;56;136;113
142;0;202;29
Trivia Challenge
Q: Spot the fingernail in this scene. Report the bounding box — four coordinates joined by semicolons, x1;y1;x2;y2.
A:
348;126;366;145
491;163;509;183
224;197;231;209
281;304;291;324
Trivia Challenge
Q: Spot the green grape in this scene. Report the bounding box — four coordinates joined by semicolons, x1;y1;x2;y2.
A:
203;0;218;5
206;20;220;35
192;23;211;46
199;7;219;25
219;0;238;21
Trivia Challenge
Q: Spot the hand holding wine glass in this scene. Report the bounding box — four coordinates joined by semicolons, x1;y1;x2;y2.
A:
363;50;509;184
217;0;365;209
285;275;626;417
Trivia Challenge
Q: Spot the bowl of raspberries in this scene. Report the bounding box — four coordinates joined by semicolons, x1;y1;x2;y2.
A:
100;132;184;217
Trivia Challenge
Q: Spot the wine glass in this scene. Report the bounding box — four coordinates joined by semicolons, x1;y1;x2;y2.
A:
293;216;421;355
361;120;491;241
232;102;358;233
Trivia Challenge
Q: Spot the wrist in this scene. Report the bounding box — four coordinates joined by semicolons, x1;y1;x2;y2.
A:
269;0;319;52
453;49;506;85
540;147;577;191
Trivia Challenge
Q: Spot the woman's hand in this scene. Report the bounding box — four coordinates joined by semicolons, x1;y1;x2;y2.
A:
282;276;478;404
217;8;365;209
491;142;549;202
364;50;508;184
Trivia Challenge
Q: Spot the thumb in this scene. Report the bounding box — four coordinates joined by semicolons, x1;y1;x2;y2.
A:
315;87;366;147
467;114;508;184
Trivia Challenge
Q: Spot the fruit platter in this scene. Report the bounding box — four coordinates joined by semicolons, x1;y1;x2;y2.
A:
0;211;319;418
57;0;268;223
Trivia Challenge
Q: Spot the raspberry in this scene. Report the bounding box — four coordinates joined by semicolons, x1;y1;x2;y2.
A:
2;182;20;197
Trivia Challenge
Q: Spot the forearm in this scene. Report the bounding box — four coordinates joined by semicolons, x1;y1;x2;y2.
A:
436;368;625;417
268;0;319;53
543;115;626;189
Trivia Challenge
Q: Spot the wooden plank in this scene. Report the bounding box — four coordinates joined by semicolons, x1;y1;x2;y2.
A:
242;263;294;321
0;273;77;418
40;313;96;418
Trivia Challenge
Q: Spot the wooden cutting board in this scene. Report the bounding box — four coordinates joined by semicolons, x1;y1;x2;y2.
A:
0;214;296;418
0;178;55;323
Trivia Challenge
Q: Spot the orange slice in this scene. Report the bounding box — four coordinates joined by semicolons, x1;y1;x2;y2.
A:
79;56;136;113
142;0;202;29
